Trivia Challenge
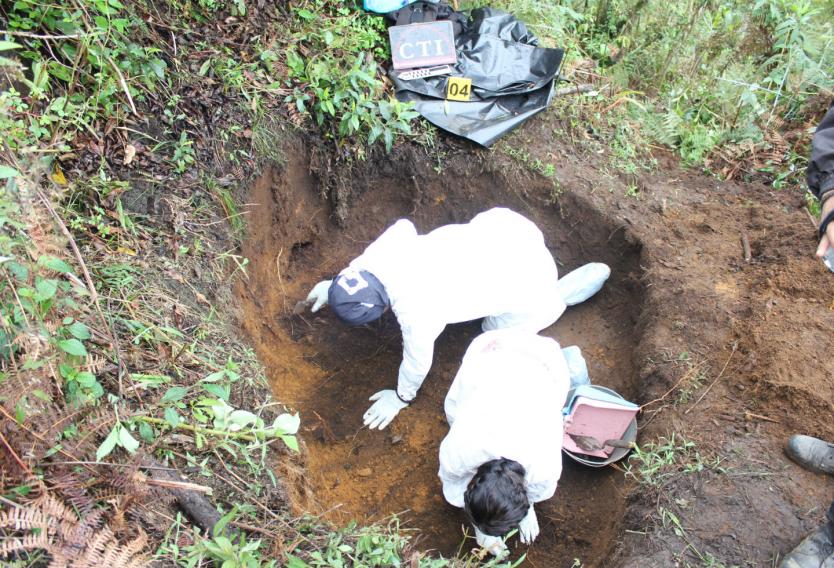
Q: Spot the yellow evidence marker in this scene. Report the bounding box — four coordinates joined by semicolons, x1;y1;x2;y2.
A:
446;77;472;101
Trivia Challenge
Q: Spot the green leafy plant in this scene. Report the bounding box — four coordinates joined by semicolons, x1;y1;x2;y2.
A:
3;0;167;152
286;520;526;568
287;51;419;152
96;418;140;460
284;1;419;152
184;509;275;568
172;131;197;174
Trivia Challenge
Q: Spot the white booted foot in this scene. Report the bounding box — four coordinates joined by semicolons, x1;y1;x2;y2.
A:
556;263;611;306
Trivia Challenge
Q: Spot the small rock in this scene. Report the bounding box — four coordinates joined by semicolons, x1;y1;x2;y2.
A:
356;468;373;477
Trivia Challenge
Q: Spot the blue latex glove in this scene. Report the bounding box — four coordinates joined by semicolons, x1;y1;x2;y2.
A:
363;390;408;430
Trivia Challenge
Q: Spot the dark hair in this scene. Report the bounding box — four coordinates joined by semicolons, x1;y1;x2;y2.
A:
463;458;529;537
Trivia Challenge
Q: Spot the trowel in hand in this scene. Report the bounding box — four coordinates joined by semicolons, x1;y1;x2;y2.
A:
567;433;634;452
293;299;312;315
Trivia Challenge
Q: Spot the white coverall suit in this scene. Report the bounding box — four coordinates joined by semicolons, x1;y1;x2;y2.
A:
347;207;566;402
439;328;570;552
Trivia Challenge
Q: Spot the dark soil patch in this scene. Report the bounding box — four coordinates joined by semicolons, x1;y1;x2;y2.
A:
236;120;834;567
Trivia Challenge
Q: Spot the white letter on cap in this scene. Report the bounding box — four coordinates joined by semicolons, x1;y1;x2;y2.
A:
337;269;369;296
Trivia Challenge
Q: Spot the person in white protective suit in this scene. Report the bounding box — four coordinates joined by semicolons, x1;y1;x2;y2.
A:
304;207;610;430
438;328;570;556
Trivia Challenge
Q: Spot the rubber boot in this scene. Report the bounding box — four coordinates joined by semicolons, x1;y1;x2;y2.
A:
780;501;834;568
786;436;834;475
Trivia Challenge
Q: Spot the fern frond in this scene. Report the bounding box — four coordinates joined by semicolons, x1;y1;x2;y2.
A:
0;531;50;556
85;354;107;374
70;524;113;568
96;530;149;568
50;472;97;518
32;492;81;524
0;505;49;530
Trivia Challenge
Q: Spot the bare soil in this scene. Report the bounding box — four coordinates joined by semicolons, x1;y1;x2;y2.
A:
236;115;834;567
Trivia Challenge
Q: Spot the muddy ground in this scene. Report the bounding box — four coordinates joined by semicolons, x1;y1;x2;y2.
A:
235;110;834;567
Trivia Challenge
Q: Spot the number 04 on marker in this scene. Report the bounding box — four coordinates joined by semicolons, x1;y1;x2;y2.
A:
446;77;472;101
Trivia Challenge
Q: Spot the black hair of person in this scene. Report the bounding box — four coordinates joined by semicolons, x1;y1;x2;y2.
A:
463;458;529;537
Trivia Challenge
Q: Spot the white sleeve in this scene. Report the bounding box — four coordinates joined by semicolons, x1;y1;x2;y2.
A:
350;219;417;272
526;475;558;504
396;321;444;401
438;437;473;508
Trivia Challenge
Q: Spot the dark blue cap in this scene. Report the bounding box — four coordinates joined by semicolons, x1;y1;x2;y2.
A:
328;269;389;326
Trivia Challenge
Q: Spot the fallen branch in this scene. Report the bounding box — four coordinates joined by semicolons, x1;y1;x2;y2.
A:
136;416;260;442
744;410;780;424
141;457;222;534
640;363;703;410
40;460;177;470
106;56;139;117
0;29;87;39
143;477;213;494
554;83;595;97
0;430;33;475
804;206;819;230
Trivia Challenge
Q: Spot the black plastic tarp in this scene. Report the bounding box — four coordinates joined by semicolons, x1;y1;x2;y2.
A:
390;8;564;147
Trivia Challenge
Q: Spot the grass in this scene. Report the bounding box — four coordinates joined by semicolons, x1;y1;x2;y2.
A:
624;433;723;489
500;143;564;200
659;507;735;568
469;0;832;197
623;434;732;566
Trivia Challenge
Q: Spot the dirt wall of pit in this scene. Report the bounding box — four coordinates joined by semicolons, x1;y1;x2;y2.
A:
236;138;651;566
235;131;834;567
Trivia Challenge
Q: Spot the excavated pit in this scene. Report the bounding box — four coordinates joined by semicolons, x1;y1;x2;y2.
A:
237;149;645;567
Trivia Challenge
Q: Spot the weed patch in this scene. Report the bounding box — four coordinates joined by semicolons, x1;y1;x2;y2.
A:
625;434;722;489
284;0;420;154
468;0;832;193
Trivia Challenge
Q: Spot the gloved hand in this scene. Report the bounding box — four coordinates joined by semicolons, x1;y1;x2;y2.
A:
474;526;508;557
363;390;408;430
519;505;539;544
306;280;332;312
